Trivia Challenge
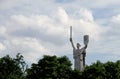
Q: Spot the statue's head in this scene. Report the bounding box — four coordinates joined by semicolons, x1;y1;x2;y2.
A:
76;43;81;49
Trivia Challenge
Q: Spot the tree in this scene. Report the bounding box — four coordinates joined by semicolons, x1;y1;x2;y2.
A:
81;61;106;79
70;69;82;79
26;55;72;79
80;60;120;79
104;61;114;79
0;53;27;79
115;60;120;79
1;53;120;79
57;56;72;79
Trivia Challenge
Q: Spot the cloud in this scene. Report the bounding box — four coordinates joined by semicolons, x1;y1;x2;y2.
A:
1;6;109;64
71;0;120;9
7;7;106;44
7;14;68;46
2;37;55;63
79;8;94;22
0;42;6;51
0;0;120;66
11;15;36;26
68;8;106;41
55;0;73;3
55;7;69;24
111;14;120;24
0;26;6;35
0;0;18;10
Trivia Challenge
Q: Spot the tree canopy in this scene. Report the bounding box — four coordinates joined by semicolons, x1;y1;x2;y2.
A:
0;53;27;79
26;55;72;79
80;60;120;79
0;53;120;79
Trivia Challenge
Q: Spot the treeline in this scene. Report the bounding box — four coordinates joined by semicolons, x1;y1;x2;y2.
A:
0;53;120;79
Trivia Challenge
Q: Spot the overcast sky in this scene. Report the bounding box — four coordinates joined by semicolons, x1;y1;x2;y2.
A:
0;0;120;66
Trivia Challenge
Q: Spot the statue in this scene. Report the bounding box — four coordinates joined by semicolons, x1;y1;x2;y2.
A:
69;26;89;71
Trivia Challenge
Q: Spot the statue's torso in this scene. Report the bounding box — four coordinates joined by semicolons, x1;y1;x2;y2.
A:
73;47;84;59
73;47;85;71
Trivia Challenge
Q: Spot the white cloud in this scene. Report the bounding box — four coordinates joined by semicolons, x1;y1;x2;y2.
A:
55;7;69;24
68;8;106;41
111;14;120;24
0;7;108;62
0;0;18;10
0;42;6;51
11;15;36;27
79;8;94;22
0;0;120;65
3;37;55;63
8;7;106;42
0;26;7;35
72;0;120;9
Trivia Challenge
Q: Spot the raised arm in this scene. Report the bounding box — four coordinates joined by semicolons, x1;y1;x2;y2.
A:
70;38;75;49
84;44;88;49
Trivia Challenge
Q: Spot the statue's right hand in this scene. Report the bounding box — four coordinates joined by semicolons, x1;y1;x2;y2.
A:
70;38;72;42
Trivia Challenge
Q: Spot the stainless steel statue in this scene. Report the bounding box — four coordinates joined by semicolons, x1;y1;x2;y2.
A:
70;26;89;71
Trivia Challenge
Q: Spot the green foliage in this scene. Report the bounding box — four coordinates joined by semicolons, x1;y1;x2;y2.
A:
79;60;120;79
82;61;106;79
26;55;72;79
1;53;120;79
0;53;27;79
70;69;82;79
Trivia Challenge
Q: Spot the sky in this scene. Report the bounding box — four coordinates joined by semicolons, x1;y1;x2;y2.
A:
0;0;120;66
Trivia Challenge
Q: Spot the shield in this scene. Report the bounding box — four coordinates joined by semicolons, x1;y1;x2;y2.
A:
84;35;89;45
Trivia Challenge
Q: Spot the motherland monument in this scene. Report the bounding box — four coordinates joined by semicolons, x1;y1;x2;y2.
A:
70;26;89;71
